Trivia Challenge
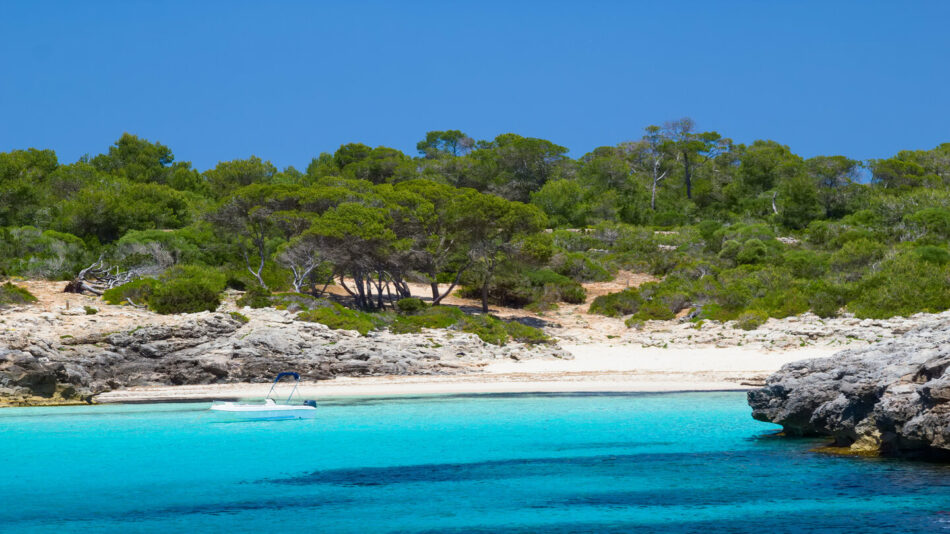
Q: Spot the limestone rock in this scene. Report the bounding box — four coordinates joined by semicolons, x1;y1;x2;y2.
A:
748;318;950;456
0;311;567;404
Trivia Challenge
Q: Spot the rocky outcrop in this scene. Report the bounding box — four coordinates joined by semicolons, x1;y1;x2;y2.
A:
0;309;569;405
748;318;950;457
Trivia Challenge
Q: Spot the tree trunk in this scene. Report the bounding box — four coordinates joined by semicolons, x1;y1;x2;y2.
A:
480;283;489;313
430;282;440;302
432;262;471;306
243;250;267;289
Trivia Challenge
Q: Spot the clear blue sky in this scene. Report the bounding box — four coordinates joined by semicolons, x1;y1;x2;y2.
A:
2;1;948;171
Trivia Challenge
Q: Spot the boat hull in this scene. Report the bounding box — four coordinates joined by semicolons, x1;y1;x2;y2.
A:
209;403;317;421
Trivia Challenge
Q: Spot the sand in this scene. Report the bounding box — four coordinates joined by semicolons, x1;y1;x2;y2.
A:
95;344;838;403
12;278;843;404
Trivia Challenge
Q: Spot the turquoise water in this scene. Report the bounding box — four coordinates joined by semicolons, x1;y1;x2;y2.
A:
2;392;949;533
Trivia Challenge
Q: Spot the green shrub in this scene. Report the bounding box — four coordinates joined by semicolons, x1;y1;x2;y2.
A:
504;321;551;344
460;314;509;346
228;311;250;324
550;229;606;253
736;310;768;330
905;208;950;240
148;265;227;314
830;238;886;273
0;227;92;280
102;278;159;306
236;286;273;309
916;245;950;265
712;265;794;316
755;287;810;318
0;282;37;306
462;268;586;309
635;279;695;316
589;288;643;317
647;251;681;276
396;297;426;314
629;300;676;322
848;252;950;318
736;238;768;265
524;269;586;304
84;306;98;315
807;281;846;318
783;249;828;278
149;278;222;314
552;252;612;282
390;306;465;334
296;302;382;335
698;220;724;252
652;210;687;227
718;240;742;264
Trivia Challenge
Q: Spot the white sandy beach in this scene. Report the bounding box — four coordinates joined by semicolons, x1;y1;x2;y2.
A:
95;344;838;403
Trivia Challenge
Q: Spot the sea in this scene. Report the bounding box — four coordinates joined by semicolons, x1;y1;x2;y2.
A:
1;391;949;533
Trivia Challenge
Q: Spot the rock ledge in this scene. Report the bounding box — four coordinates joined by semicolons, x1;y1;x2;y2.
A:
748;318;950;457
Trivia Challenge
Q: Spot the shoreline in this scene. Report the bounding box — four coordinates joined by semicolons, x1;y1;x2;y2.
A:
92;344;839;404
93;373;755;404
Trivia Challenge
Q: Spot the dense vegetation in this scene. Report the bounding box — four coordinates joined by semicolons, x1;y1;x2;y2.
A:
1;121;948;327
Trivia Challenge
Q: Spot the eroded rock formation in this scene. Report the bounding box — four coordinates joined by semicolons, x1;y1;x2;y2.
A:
0;309;568;405
748;318;950;456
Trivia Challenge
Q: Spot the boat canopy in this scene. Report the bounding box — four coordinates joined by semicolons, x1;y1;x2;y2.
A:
274;372;300;382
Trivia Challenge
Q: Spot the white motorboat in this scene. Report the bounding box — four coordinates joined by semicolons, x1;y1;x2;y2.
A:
209;372;317;421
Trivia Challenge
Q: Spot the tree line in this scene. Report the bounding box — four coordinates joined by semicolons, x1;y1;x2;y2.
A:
0;121;948;318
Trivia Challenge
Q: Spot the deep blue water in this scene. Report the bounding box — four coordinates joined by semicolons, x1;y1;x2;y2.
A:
1;392;949;533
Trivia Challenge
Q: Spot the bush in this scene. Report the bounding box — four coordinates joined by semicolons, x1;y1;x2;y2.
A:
0;282;37;306
628;300;676;322
390;306;465;334
783;249;827;279
736;310;768;330
916;245;950;265
905;208;950;241
236;286;273;309
461;268;586;309
736;238;768;265
228;311;250;324
0;227;93;280
102;278;159;306
504;321;551;344
460;314;509;346
524;269;586;304
148;265;227;314
848;252;950;318
829;238;886;273
396;297;426;314
551;252;612;282
589;288;643;317
84;306;98;315
807;281;846;318
149;278;221;314
297;302;382;335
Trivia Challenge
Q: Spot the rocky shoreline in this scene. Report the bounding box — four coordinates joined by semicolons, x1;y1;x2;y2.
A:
0;307;569;406
748;315;950;458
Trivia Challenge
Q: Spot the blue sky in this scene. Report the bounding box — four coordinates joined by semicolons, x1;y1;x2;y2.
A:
1;1;948;171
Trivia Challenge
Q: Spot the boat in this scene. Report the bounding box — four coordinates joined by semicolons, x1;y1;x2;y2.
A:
209;372;318;420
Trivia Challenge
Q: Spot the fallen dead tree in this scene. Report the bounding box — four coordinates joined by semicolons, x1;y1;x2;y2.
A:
64;256;139;296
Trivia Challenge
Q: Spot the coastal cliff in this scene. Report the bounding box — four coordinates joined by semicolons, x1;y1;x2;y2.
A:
0;308;567;406
748;318;950;457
